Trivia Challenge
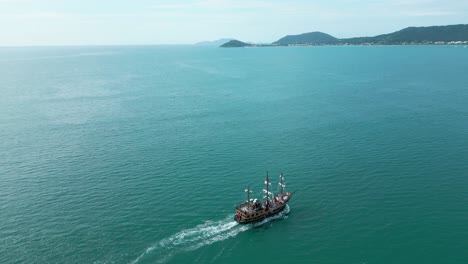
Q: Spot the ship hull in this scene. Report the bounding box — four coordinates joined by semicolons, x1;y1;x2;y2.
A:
234;192;292;224
234;203;288;224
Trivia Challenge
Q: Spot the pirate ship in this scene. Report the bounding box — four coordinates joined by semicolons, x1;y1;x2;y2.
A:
234;172;292;224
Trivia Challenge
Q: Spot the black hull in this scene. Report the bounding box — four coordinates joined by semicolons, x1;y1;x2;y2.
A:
234;203;288;224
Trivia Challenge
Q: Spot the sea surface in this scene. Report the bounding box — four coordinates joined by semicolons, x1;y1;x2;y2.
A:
1;45;467;263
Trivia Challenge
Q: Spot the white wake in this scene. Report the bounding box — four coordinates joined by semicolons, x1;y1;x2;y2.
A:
130;205;290;263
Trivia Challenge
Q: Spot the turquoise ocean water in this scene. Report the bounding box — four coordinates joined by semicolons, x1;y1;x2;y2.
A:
0;46;467;263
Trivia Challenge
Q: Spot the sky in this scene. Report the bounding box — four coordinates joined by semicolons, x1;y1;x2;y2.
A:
0;0;467;46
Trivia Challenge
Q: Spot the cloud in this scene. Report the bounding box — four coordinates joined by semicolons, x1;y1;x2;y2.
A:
149;0;302;12
400;11;457;16
1;0;467;45
0;12;75;19
0;0;31;2
392;0;439;5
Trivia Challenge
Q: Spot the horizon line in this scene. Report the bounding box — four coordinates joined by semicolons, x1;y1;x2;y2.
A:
2;23;466;48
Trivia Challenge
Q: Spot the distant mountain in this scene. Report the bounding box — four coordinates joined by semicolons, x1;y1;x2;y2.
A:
342;24;468;45
273;32;339;45
220;40;253;48
221;24;468;47
195;38;234;46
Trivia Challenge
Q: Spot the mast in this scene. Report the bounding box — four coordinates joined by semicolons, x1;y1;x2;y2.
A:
245;186;252;203
263;171;272;209
278;172;286;194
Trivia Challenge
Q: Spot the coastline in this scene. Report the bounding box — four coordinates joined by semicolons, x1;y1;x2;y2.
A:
224;43;468;48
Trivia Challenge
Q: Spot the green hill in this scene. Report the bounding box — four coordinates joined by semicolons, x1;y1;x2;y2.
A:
343;24;468;45
218;24;468;47
273;32;339;45
383;24;468;43
220;40;253;48
273;24;468;46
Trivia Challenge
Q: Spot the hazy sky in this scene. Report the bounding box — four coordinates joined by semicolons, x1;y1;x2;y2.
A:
0;0;467;46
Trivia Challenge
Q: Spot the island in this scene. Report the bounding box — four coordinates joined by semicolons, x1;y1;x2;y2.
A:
220;24;468;47
220;40;253;48
273;32;338;46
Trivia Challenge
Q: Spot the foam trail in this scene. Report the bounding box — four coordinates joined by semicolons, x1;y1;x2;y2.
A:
130;215;244;264
131;206;291;264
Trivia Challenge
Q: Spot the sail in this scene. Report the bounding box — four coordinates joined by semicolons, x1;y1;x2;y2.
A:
244;186;253;203
278;173;286;194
